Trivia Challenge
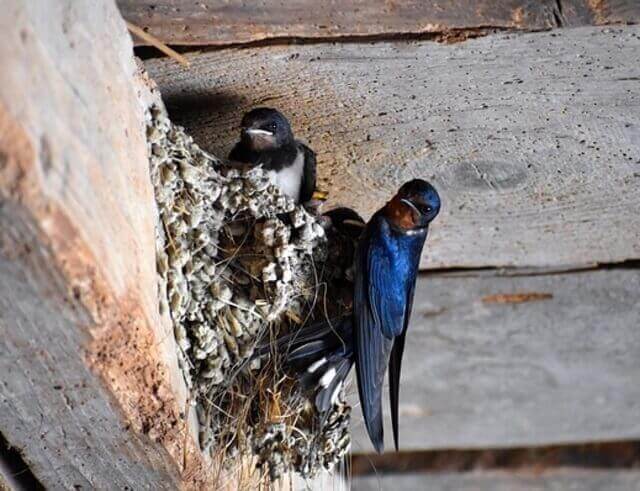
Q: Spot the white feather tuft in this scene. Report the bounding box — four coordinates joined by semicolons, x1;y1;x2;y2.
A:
319;367;337;388
307;357;326;374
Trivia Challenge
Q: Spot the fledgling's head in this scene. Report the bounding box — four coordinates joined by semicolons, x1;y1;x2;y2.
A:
324;207;365;240
385;178;441;231
239;107;294;151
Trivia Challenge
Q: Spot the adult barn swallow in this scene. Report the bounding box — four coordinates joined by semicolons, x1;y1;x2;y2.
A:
354;179;440;452
254;181;440;452
229;108;316;204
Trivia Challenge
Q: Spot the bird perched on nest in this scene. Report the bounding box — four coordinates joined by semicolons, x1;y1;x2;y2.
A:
353;178;440;453
264;179;441;453
229;108;316;204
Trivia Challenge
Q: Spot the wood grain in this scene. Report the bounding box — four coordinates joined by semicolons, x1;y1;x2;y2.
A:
346;268;640;452
0;242;178;488
145;26;640;269
118;0;640;46
0;1;213;487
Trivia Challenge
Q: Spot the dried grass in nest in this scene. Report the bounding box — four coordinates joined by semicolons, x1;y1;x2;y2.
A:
147;104;352;485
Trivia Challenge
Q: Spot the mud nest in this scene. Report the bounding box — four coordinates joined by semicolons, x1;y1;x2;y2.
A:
147;105;352;481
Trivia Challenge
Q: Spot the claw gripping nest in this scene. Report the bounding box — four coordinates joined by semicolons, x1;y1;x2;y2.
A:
147;105;351;481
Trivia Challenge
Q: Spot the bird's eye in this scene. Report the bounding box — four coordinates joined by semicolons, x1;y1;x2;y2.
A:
416;203;432;214
267;122;277;131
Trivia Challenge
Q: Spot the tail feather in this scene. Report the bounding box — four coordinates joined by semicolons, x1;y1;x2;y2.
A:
254;316;350;358
289;339;331;363
254;315;354;418
315;357;352;417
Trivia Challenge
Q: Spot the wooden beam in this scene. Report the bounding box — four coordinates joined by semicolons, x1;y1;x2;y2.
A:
347;268;640;452
117;0;640;46
352;469;640;491
350;442;640;474
145;25;640;269
0;1;216;487
351;442;640;490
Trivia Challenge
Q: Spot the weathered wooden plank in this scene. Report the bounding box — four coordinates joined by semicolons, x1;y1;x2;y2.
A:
350;442;640;475
118;0;640;46
0;1;214;488
352;470;640;491
0;246;178;488
347;268;640;451
119;0;561;46
145;26;640;269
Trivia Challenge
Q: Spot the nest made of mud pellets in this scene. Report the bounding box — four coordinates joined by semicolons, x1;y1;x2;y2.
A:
148;105;352;481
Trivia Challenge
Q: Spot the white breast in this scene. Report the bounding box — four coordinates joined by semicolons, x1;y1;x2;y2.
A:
267;150;304;202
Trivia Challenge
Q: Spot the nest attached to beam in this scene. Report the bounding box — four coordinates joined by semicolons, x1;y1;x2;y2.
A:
147;105;352;481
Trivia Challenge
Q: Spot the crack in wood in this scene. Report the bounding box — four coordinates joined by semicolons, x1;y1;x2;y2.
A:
468;162;497;190
351;441;640;476
555;0;566;27
421;259;640;278
134;27;512;61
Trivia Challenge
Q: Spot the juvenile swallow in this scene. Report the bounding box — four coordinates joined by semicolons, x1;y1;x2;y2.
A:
324;207;366;293
324;207;366;242
229;108;316;204
353;179;440;452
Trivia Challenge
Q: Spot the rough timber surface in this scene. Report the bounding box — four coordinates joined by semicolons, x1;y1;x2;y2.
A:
146;26;640;269
347;268;640;452
0;1;212;488
118;0;640;46
352;469;640;491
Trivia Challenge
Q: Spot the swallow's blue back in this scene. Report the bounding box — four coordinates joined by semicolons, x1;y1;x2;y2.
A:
365;214;426;338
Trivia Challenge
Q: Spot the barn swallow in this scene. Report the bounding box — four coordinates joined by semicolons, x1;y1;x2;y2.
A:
229;108;316;204
324;207;366;241
324;207;366;292
254;181;440;452
353;179;440;453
